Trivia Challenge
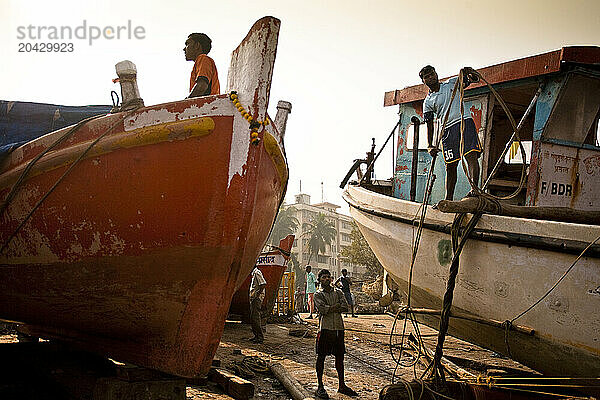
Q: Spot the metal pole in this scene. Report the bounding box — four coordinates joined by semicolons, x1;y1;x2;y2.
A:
360;119;401;185
410;116;421;201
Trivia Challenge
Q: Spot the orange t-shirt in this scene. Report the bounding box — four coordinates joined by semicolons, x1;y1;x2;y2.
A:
189;54;220;95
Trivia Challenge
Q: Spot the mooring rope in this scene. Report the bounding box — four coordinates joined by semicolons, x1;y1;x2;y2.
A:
1;109;139;255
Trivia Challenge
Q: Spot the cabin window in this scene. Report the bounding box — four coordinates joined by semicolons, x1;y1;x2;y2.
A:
484;83;539;205
543;72;600;145
405;121;436;150
503;141;533;164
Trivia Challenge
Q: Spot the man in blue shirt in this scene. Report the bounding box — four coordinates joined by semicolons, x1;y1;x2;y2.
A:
305;265;317;319
420;65;481;200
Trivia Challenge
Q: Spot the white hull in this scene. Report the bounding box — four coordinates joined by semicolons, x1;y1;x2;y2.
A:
344;185;600;377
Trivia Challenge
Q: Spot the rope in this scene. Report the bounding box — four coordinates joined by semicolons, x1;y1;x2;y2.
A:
424;67;523;385
1;110;138;255
242;355;270;374
0;114;104;218
510;234;600;323
429;212;482;385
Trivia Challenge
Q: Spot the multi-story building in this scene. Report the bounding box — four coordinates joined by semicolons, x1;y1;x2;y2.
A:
285;192;366;278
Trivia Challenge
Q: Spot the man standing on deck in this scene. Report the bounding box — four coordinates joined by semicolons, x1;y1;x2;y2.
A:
184;33;220;98
249;265;266;343
313;269;358;399
334;269;357;318
420;65;481;200
305;265;317;319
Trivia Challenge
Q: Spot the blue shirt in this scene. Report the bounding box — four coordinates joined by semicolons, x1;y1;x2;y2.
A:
423;77;471;129
306;271;317;293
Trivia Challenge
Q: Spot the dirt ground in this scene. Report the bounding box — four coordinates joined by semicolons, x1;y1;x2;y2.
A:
187;313;533;399
0;314;533;399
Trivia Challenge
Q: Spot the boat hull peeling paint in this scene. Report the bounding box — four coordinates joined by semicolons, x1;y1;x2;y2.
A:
0;16;286;378
229;234;294;321
344;185;600;377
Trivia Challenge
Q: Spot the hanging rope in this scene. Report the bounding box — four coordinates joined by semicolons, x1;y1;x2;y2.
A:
1;109;139;255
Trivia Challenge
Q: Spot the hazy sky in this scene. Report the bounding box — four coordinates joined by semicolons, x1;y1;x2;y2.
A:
2;0;599;213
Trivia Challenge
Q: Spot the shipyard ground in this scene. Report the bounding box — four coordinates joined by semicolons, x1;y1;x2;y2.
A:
188;313;534;399
0;314;537;399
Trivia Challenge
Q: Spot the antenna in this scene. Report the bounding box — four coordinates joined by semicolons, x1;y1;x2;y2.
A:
300;179;302;193
321;182;324;202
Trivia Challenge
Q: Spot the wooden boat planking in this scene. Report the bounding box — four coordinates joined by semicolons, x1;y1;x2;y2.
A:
0;16;287;378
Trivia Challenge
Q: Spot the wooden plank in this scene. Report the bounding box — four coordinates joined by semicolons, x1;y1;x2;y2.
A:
383;48;579;106
208;367;254;400
228;376;255;400
114;363;171;382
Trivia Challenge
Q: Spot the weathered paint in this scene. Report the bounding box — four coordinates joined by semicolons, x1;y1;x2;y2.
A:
531;144;599;210
263;129;288;184
383;46;600;107
115;117;215;148
393;95;487;203
228;234;294;321
437;239;452;266
226;17;280;188
0;16;286;379
344;185;600;376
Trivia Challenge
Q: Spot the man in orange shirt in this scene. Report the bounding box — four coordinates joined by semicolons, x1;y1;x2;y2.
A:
184;33;220;98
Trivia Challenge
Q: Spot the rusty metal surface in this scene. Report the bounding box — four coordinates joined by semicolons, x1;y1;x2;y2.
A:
384;46;600;107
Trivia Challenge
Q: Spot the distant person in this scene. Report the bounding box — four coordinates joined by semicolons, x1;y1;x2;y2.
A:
335;269;356;318
249;265;266;343
420;65;481;200
184;32;220;98
305;265;317;319
313;269;358;399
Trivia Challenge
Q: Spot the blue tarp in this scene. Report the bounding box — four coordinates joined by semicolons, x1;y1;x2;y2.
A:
0;100;112;159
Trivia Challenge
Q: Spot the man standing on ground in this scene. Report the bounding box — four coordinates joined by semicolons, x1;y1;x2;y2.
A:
335;269;357;318
420;65;481;200
249;265;266;343
313;269;358;399
184;33;220;98
305;265;317;319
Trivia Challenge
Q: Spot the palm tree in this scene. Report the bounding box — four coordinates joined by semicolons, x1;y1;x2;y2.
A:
303;213;336;265
268;206;299;245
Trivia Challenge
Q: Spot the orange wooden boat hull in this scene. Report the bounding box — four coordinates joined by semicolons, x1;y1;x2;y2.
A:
0;16;286;378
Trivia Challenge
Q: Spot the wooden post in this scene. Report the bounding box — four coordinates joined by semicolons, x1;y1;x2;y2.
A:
270;362;314;400
274;101;292;139
207;368;254;400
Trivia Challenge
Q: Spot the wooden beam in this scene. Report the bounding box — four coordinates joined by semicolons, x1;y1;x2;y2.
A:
270;362;314;400
436;197;600;225
208;367;254;400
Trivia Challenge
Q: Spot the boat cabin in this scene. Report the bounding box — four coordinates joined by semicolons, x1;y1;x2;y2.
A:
384;46;600;211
